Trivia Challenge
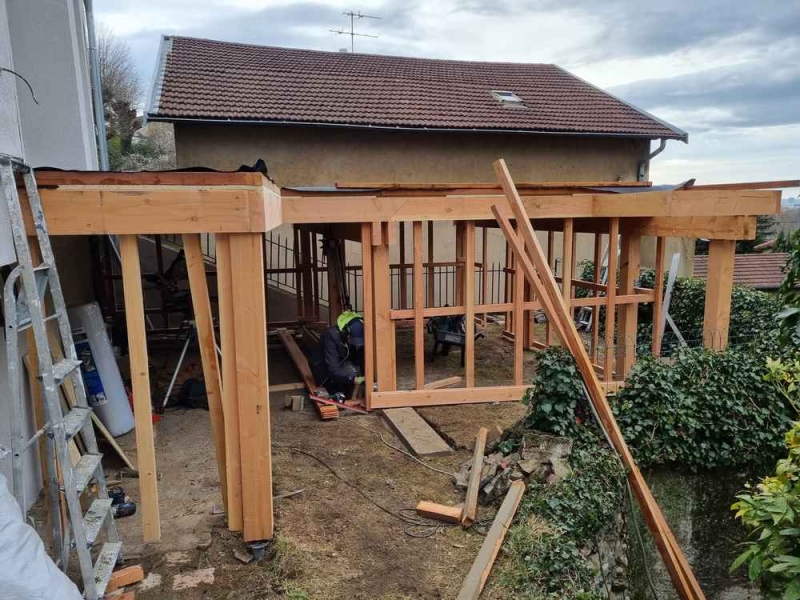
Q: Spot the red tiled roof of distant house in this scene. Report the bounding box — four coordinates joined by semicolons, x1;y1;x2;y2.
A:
148;36;686;139
693;252;789;290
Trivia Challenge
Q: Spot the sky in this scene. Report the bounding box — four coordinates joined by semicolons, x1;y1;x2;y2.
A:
96;0;800;195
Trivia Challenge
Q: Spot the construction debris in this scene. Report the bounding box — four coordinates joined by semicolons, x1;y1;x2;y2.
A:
382;407;452;457
415;501;463;524
106;565;145;594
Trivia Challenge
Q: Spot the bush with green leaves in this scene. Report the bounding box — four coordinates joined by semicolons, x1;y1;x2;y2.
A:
731;422;800;598
523;347;585;436
615;344;794;470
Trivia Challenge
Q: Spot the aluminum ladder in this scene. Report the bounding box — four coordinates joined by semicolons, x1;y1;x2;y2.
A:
1;156;121;599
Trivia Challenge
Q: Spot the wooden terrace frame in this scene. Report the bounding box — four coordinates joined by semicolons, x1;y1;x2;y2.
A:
20;169;783;548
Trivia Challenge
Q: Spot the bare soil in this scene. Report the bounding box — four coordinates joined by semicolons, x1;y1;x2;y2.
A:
99;323;534;599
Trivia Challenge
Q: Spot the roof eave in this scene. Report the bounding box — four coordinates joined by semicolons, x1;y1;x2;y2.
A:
145;114;686;140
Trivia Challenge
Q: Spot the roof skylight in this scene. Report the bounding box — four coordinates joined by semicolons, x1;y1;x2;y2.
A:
491;90;525;107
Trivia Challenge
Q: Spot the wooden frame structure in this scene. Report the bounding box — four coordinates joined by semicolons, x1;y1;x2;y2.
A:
20;168;783;560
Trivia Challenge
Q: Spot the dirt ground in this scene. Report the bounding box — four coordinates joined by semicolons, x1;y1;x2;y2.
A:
97;323;532;599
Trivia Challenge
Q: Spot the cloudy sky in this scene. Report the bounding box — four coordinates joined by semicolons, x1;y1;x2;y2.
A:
97;0;799;193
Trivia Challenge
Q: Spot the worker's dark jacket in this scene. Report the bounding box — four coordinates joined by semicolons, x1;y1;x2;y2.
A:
310;326;358;394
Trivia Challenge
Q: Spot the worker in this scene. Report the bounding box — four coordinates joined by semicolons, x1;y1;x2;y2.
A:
310;310;366;397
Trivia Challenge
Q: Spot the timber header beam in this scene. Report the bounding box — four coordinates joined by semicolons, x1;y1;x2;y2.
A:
281;189;780;224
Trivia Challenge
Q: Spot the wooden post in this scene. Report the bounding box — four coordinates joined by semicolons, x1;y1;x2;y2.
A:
652;237;666;357
228;233;273;542
591;233;603;361
464;221;476;387
504;239;512;334
513;226;524;385
292;226;303;321
119;235;161;542
427;222;435;308
562;218;574;310
373;226;394;391
604;219;619;382
617;233;641;377
360;224;376;408
300;226;314;320
399;222;407;309
703;239;736;350
413;221;425;389
481;225;489;325
455;221;464;306
216;234;243;531
546;231;555;346
183;234;227;512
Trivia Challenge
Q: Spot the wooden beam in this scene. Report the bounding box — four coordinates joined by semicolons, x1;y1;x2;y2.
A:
33;170;269;187
703;239;736;350
423;376;462;389
371;221;382;246
462;427;488;527
604;219;619;383
591;233;603;361
28;184;281;235
686;179;800;191
106;565;145;594
371;385;528;409
652;237;666;357
623;215;757;240
546;231;555;346
373;230;394;392
427;222;435;308
464;221;476;387
616;233;641;377
119;235;160;542
513;227;524;385
562;219;574;309
456;480;525;600
335;180;652;190
399;222;407;309
492;159;704;600
280;189;780;225
229;233;273;542
216;235;243;531
183;234;227;512
361;224;376;409
413;221;425;389
481;225;489;324
416;501;463;524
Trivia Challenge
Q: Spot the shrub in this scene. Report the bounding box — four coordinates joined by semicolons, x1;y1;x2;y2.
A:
731;423;800;598
615;345;794;470
523;347;585;437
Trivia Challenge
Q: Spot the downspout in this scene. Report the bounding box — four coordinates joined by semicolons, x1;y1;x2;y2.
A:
83;0;109;170
638;138;667;182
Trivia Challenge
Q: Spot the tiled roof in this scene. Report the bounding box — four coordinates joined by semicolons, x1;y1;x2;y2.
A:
148;36;686;139
693;252;789;290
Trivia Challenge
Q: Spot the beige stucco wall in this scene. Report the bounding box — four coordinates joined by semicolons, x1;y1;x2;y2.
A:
172;122;686;312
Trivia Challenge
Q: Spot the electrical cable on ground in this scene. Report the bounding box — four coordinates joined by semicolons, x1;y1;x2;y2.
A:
346;418;457;479
580;383;661;600
284;446;454;538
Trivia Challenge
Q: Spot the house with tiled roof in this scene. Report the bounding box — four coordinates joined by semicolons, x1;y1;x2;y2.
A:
694;253;790;291
145;36;690;298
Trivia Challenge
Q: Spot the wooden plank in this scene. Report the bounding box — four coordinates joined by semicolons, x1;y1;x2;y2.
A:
183;233;228;512
371;221;382;245
703;239;736;350
119;235;160;542
373;232;394;392
29;184;281;235
106;565;145;594
513;228;524;385
413;221;425;389
382;408;452;457
546;231;555;346
33;170;267;187
361;224;376;409
229;233;273;542
371;385;529;409
462;427;488;527
269;382;306;393
456;480;525;600
416;501;463;524
481;226;489;324
591;233;603;361
427;222;435;308
652;237;666;357
399;222;407;309
280;189;780;225
604;219;619;382
624;215;757;240
562;218;574;309
616;233;641;377
336;180;652;190
216;235;244;531
275;328;338;420
464;221;476;387
493;159;704;600
423;376;462;389
686;179;800;191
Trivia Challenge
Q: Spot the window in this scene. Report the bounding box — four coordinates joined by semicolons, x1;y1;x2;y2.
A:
491;90;525;107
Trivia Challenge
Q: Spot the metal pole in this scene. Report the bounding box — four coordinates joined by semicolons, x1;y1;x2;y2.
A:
83;0;110;170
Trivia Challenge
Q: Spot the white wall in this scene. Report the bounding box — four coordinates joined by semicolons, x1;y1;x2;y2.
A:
7;0;97;169
0;0;21;267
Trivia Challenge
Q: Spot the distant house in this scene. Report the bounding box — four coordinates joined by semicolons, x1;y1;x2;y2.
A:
693;253;789;291
146;36;690;280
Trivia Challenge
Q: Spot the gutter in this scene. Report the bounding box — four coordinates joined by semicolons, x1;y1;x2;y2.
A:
83;0;109;170
638;138;668;182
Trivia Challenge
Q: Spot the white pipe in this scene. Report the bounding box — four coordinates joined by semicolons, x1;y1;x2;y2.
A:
83;0;109;170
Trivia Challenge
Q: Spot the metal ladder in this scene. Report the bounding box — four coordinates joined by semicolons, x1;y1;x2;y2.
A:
1;156;121;599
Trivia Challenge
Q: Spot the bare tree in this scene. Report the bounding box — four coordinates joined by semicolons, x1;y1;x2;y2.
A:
97;24;141;155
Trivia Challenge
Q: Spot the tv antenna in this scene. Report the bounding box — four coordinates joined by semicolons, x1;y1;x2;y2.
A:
330;10;380;52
